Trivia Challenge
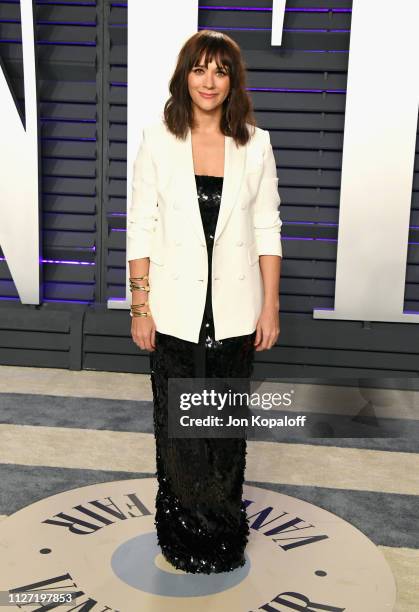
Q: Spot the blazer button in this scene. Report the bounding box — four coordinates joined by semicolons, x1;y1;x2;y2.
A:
238;274;245;280
241;203;246;210
236;240;243;246
172;273;179;280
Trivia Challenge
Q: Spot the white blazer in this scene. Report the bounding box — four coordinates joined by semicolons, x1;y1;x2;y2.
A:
127;119;283;343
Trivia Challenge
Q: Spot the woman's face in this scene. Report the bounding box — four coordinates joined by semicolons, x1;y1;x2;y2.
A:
187;56;230;114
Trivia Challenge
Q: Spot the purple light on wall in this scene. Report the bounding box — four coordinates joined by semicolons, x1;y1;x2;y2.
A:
0;257;95;265
36;21;97;26
42;137;97;142
0;297;93;305
39;1;95;5
42;258;95;266
42;298;93;304
41;117;97;123
36;41;97;47
283;29;350;33
247;87;346;93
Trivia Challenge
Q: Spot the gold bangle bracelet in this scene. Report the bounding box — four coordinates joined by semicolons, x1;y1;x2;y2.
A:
130;310;151;318
129;278;149;287
130;283;150;292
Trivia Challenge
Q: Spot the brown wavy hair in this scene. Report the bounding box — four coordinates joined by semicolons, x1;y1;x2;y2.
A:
163;30;257;146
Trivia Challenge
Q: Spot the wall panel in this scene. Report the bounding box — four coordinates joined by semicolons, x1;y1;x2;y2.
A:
0;0;418;383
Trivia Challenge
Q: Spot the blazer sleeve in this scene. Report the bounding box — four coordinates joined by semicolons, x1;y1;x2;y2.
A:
252;130;283;258
126;127;159;262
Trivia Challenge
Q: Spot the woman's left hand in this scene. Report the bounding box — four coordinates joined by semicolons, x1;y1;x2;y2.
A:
254;303;280;351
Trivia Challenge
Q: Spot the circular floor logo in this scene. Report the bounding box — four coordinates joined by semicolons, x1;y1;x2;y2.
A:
0;478;396;611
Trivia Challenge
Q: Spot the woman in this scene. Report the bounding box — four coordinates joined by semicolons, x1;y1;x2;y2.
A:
127;30;282;574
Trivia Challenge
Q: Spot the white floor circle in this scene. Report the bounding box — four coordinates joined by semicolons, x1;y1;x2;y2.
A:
0;478;396;611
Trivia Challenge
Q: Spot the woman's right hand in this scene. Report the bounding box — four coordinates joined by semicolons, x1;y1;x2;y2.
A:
131;314;156;352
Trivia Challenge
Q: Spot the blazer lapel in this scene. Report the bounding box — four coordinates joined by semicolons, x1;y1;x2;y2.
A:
172;126;247;245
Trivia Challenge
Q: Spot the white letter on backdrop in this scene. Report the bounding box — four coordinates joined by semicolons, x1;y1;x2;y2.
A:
108;1;199;310
313;0;419;323
0;0;40;303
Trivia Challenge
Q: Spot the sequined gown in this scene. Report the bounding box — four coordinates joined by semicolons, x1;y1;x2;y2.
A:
149;174;257;574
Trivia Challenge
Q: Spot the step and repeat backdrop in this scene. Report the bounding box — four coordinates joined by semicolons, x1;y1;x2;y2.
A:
0;0;418;381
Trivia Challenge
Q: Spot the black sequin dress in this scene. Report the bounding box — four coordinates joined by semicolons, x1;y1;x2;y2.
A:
149;174;257;574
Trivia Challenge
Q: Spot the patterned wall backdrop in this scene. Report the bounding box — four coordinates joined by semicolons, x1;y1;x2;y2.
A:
0;0;418;383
